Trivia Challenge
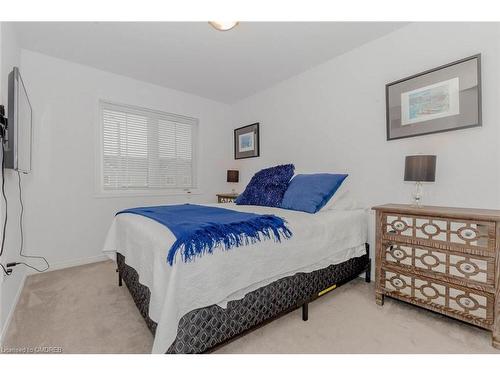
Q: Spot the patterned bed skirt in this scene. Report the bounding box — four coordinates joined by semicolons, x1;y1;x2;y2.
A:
117;248;369;353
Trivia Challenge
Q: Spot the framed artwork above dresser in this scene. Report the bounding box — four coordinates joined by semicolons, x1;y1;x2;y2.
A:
386;54;481;140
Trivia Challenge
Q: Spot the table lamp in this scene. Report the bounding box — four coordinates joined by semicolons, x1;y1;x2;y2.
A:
227;170;239;193
404;155;436;207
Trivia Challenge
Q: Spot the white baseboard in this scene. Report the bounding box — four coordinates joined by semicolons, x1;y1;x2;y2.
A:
45;254;110;273
0;254;109;345
0;273;27;346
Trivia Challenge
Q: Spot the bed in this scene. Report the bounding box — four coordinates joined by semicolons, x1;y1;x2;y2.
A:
103;203;370;353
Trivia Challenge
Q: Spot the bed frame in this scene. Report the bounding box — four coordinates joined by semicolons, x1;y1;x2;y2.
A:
116;243;371;353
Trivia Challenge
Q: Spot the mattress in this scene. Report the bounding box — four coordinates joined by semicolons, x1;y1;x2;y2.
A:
103;203;368;353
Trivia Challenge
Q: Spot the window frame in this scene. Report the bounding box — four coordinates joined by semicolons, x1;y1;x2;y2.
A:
95;99;200;198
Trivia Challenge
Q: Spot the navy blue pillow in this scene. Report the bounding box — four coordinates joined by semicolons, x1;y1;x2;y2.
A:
280;173;348;213
235;164;295;207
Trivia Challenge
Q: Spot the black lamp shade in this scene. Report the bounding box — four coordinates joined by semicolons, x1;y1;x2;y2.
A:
227;170;239;183
404;155;436;182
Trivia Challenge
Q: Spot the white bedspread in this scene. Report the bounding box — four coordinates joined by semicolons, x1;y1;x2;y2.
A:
102;203;368;353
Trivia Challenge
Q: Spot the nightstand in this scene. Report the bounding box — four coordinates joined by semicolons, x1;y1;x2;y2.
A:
217;193;239;203
372;203;500;349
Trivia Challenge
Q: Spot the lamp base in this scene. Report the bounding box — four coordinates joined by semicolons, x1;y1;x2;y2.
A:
411;181;423;208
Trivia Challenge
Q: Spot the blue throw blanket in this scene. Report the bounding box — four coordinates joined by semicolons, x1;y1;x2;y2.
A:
117;204;292;265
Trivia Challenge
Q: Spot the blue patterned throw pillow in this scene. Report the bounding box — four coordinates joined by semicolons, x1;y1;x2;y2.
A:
235;164;295;207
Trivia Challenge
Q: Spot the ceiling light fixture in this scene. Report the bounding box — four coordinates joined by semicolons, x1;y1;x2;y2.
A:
209;21;239;31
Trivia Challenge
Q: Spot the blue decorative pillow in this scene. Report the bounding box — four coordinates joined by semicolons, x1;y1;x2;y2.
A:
235;164;295;207
280;173;348;213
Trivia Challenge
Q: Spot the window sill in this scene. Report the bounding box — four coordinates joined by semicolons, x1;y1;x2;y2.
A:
93;189;203;199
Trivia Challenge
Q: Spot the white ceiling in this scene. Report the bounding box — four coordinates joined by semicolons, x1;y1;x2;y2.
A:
12;22;407;103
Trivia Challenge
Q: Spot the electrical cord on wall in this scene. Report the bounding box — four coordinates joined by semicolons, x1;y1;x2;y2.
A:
15;171;49;273
0;140;9;275
0;140;7;258
0;134;50;275
0;106;7;261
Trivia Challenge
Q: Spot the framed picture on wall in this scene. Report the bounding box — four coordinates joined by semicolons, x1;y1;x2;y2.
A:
386;54;481;141
234;123;260;159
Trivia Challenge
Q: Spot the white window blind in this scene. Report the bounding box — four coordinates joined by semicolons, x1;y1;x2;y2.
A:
100;101;197;191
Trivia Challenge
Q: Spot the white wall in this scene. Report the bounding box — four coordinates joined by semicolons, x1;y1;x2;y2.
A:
231;22;500;254
0;22;24;341
16;50;232;272
1;41;234;338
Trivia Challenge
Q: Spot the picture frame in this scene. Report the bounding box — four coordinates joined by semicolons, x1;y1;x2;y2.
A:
234;123;260;159
386;54;481;141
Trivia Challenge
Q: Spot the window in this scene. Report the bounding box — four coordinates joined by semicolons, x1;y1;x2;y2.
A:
100;101;197;192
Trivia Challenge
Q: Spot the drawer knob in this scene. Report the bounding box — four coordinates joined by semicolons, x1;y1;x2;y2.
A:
458;261;477;275
458;227;478;240
391;220;407;232
390;248;406;260
463;230;474;238
390;277;405;289
457;295;478;310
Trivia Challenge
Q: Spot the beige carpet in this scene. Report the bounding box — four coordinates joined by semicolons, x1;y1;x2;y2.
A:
2;260;498;354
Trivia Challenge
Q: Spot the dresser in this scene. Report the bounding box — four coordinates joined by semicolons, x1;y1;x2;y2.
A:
216;193;239;203
372;204;500;349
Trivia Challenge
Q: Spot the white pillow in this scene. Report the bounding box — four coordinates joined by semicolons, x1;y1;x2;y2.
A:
320;175;357;211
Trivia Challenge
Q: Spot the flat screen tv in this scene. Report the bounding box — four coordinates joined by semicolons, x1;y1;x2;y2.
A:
5;66;32;173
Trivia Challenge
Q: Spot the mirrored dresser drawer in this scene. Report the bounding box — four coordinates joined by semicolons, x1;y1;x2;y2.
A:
383;269;494;328
382;212;496;254
382;241;495;289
